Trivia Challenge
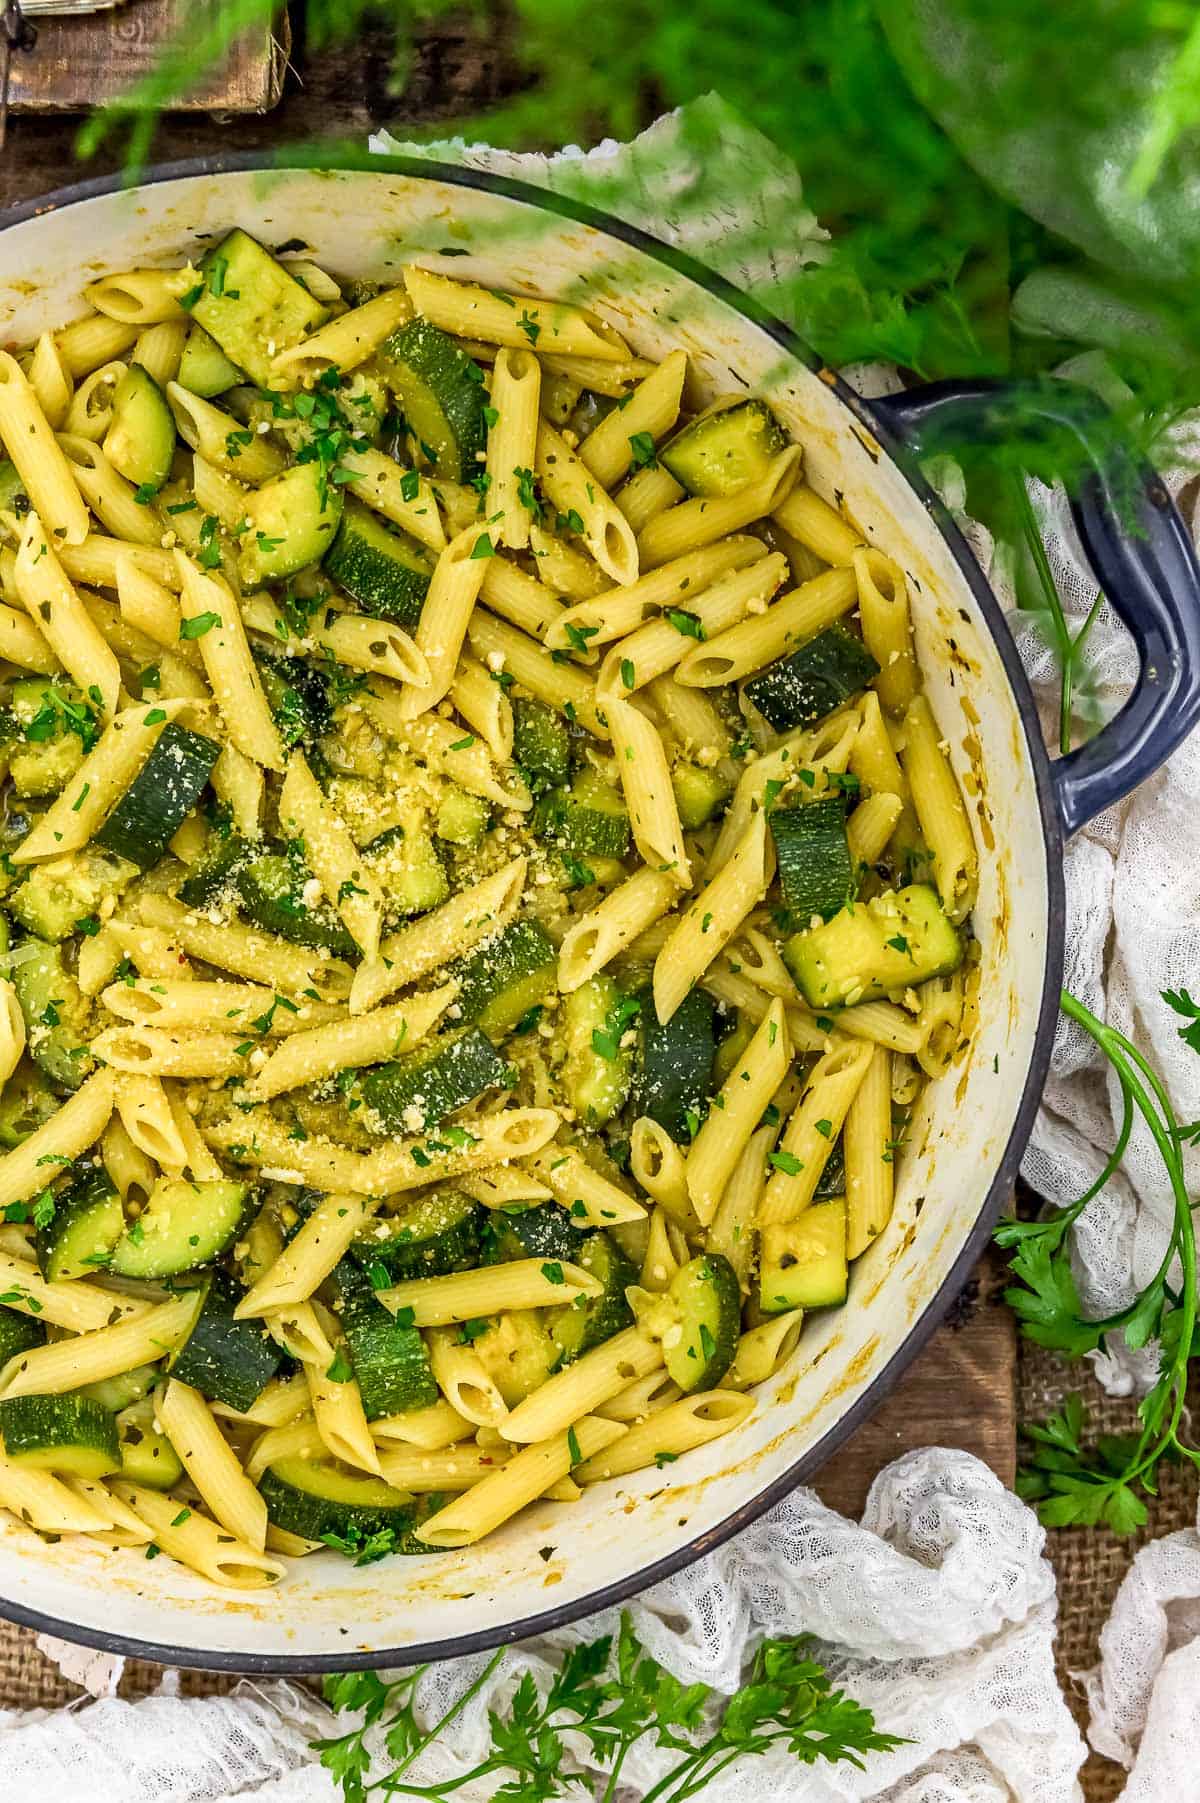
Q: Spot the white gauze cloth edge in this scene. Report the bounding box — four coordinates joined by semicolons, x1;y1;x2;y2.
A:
26;88;1200;1798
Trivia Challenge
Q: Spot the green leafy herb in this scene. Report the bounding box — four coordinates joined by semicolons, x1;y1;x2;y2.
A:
665;608;705;640
180;611;221;641
628;430;658;470
325;1348;354;1384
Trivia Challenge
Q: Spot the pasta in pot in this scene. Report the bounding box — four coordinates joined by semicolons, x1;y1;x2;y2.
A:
0;229;977;1585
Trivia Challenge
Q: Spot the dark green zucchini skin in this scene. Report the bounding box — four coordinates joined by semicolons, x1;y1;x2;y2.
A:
0;1392;120;1475
349;1189;483;1282
327;1262;438;1419
35;1163;124;1283
380;319;486;483
257;655;333;750
167;1270;282;1413
513;699;570;795
483;1202;590;1266
95;723;220;870
236;852;357;955
744;625;879;731
0;1303;45;1365
323;499;434;629
177;830;252;907
450;919;556;1037
636;987;716;1139
258;1462;416;1545
549;1230;635;1361
770;797;854;925
360;1027;511;1133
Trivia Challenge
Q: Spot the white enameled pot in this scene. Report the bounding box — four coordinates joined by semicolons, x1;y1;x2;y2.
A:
0;157;1197;1671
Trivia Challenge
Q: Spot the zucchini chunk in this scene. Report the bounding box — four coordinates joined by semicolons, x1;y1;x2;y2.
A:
0;458;28;516
483;1200;590;1266
95;722;220;871
103;365;176;493
236;852;357;956
550;1231;635;1362
190;230;329;387
660;399;788;497
257;656;333;752
0;1394;120;1480
241;461;343;586
116;1395;184;1489
108;1178;249;1280
80;1363;159;1414
472;1311;560;1406
323;499;435;629
671;762;730;830
559;976;635;1126
0;1303;45;1366
532;768;631;860
36;1165;125;1282
13;940;92;1091
360;1026;511;1134
770;797;854;926
0;1059;59;1147
451;918;557;1038
783;882;962;1008
328;1263;438;1418
8;679;89;799
760;1199;848;1312
361;822;449;919
177;829;252;907
635;987;716;1139
436;786;490;847
177;324;243;397
663;1253;740;1390
513;699;570;795
380;319;486;483
350;1188;483;1282
9;847;136;942
744;624;879;732
259;1455;415;1543
167;1270;282;1413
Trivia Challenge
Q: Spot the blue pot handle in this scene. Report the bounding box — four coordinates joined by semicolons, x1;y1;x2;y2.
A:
869;378;1200;837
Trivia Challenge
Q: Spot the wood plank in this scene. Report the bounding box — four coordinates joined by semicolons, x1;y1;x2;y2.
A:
10;0;287;115
813;1253;1015;1518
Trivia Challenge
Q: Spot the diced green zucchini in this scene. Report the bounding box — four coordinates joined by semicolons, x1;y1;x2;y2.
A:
13;940;92;1090
236;852;357;956
177;828;252;906
0;1303;44;1365
167;1270;281;1413
108;1178;249;1279
532;768;631;860
744;625;879;732
350;1188;483;1282
36;1165;124;1282
380;319;486;483
8;680;91;799
0;458;28;517
94;723;220;871
361;823;448;919
483;1201;590;1266
513;699;570;795
671;762;731;830
191;230;329;387
559;976;635;1126
103;365;176;493
327;1263;438;1419
177;324;243;397
240;461;343;586
783;883;962;1008
323;498;434;629
712;1011;756;1087
760;1200;848;1312
360;1026;511;1134
257;657;333;752
9;848;136;942
550;1230;635;1362
436;786;490;847
660;1253;740;1390
80;1363;158;1413
116;1395;183;1489
452;918;557;1038
472;1311;560;1406
660;399;789;497
770;797;853;926
0;1393;119;1479
0;1059;58;1147
260;1456;414;1543
8;737;82;798
636;987;715;1139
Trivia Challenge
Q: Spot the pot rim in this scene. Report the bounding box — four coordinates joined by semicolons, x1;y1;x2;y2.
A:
0;151;1066;1673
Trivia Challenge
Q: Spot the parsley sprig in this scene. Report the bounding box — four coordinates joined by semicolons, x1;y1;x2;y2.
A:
315;1613;901;1801
999;988;1200;1533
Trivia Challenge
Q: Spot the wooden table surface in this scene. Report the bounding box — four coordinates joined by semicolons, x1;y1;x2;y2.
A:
0;8;1017;1508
